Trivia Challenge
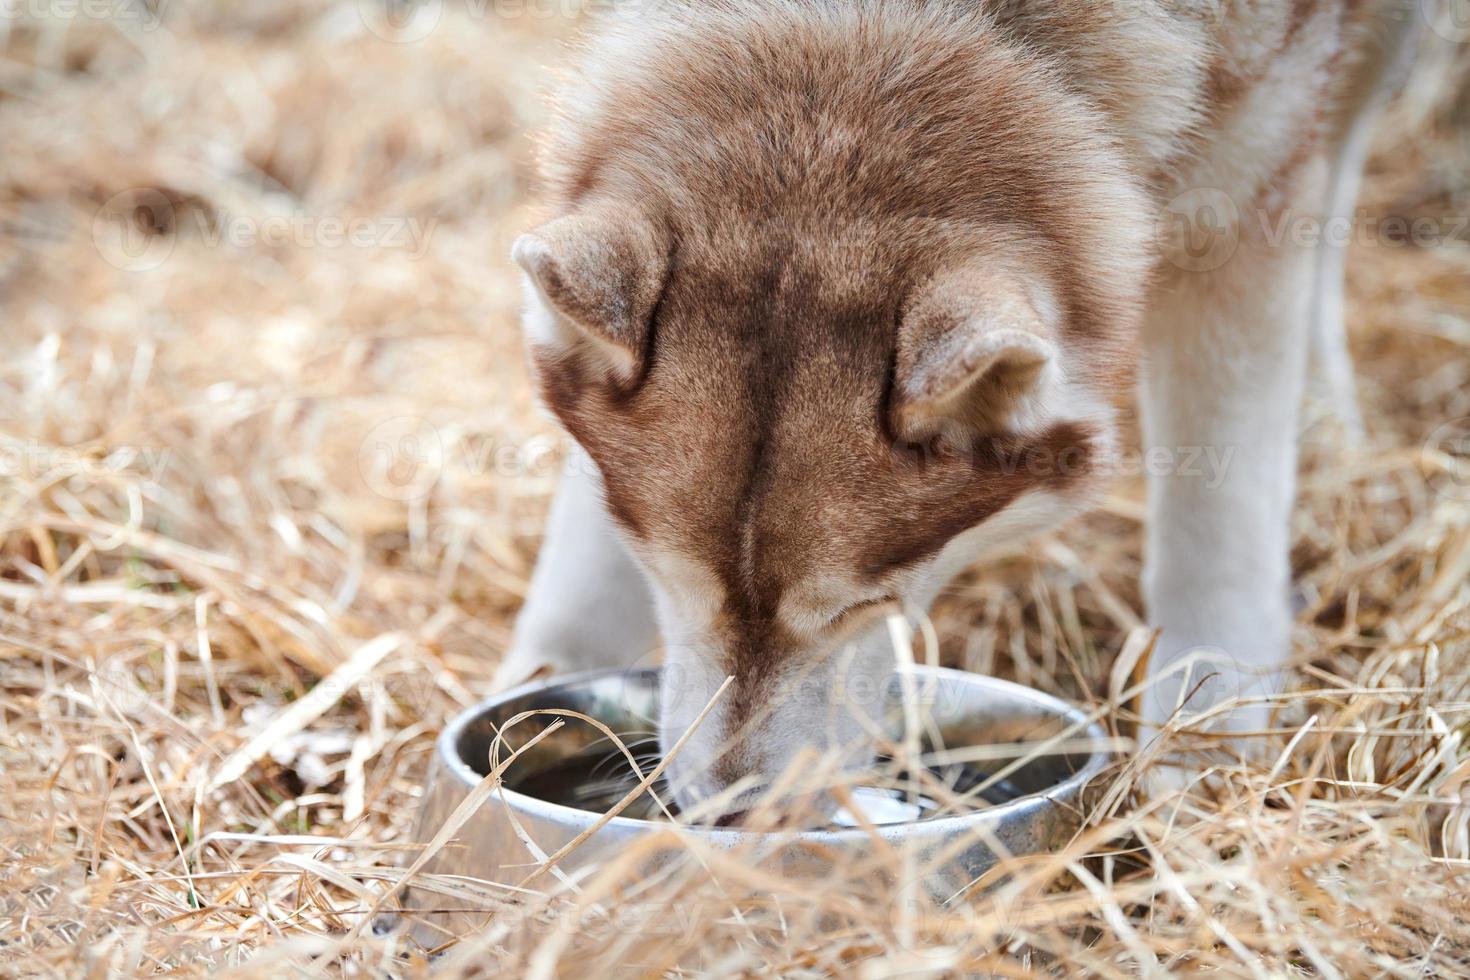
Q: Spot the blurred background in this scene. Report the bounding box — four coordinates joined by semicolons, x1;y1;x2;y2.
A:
2;1;1469;974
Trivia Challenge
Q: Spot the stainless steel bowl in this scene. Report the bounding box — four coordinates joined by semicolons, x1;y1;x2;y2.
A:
402;666;1110;936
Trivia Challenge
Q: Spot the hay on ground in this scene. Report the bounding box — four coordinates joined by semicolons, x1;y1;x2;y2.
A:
2;3;1469;976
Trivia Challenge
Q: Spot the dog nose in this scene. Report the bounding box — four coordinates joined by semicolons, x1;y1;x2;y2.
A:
712;809;749;828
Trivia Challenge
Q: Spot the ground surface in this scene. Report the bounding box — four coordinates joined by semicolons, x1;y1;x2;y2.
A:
2;2;1470;976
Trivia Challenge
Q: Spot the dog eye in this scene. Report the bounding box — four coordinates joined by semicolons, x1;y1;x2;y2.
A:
828;596;897;627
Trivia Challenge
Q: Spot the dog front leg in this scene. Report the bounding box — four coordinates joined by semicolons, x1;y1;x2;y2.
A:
1139;167;1323;746
494;443;658;689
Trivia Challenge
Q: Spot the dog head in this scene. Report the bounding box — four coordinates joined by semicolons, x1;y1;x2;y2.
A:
513;3;1149;823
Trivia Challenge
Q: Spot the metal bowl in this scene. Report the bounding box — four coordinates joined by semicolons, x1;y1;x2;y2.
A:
401;666;1110;936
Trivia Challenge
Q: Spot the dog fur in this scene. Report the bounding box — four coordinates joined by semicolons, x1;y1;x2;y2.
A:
501;0;1415;819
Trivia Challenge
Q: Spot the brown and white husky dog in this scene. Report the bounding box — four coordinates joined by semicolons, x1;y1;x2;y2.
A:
499;0;1417;820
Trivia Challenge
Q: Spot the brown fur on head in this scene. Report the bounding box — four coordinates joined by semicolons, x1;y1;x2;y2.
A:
514;0;1150;817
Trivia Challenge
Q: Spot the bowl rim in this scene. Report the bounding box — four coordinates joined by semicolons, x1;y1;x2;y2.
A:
434;665;1112;842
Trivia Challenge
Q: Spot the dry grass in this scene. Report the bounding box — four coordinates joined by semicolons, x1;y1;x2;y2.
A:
2;2;1469;976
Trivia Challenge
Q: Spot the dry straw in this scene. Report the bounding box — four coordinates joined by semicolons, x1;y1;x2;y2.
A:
2;2;1469;976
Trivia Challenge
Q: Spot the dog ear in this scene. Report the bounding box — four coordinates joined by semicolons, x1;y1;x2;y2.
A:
892;260;1062;439
512;205;668;381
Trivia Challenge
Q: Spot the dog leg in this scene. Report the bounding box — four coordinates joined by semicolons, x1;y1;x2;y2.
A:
1307;7;1418;440
1139;166;1325;748
494;443;658;689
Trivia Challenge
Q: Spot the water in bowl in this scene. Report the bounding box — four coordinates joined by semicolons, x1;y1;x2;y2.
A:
506;743;1027;827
